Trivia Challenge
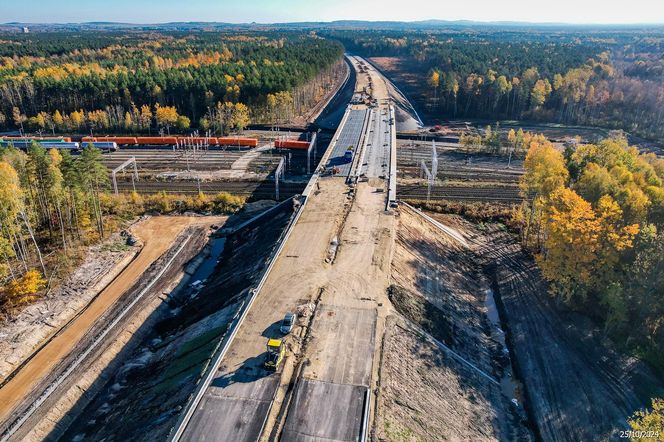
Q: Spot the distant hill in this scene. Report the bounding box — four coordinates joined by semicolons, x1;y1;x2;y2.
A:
1;19;663;33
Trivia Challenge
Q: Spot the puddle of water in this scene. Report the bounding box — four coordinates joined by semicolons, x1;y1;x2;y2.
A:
189;237;226;283
485;288;522;403
485;288;500;326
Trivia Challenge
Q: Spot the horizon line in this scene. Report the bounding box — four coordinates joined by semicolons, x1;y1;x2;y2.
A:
3;19;664;27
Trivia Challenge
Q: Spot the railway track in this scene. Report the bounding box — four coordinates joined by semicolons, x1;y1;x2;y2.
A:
398;166;522;183
115;179;306;200
396;147;525;171
397;184;522;203
102;150;282;172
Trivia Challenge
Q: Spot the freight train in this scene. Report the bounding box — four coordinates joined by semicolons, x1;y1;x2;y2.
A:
0;138;118;152
1;135;260;151
81;136;259;147
1;136;73;142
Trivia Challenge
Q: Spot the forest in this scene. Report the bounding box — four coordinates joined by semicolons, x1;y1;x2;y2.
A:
0;31;344;134
0;142;245;313
517;134;664;373
327;27;664;143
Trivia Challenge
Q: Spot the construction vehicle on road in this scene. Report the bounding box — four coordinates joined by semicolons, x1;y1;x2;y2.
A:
264;338;285;370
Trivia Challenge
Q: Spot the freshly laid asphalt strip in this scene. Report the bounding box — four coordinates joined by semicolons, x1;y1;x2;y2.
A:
181;375;280;442
281;379;366;442
326;109;368;176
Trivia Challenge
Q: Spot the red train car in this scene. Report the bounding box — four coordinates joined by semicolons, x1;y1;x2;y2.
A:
274;139;310;150
136;137;179;145
176;137;219;145
218;137;258;147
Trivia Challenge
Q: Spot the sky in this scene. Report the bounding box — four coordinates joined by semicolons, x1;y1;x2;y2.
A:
3;0;664;25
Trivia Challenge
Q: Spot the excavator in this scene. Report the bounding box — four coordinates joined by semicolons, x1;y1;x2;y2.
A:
264;338;285;370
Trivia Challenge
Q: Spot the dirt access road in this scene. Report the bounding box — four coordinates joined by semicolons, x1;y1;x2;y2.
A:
469;223;664;441
351;55;421;131
0;215;223;426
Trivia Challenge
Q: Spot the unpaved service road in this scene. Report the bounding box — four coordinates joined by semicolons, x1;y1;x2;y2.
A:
0;216;223;425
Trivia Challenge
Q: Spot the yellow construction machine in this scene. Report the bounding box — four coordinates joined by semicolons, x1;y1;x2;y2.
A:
264;338;285;370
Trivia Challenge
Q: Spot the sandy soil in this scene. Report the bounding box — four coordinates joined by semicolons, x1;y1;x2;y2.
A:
25;225;214;441
302;182;394;383
349;56;421;131
378;317;509;442
0;237;136;383
0;215;223;425
375;207;531;441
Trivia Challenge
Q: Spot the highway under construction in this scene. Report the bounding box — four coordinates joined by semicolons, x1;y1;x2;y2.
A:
170;54;399;442
1;54;661;442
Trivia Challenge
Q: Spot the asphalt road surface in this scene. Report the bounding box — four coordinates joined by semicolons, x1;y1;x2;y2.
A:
281;305;376;441
360;107;391;178
326;108;368;176
182;375;279;442
281;380;366;441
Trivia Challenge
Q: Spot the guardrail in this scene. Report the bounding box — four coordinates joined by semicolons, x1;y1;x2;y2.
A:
387;105;398;209
359;387;371;442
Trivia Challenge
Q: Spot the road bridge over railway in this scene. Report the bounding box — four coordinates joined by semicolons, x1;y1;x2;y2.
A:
170;55;399;442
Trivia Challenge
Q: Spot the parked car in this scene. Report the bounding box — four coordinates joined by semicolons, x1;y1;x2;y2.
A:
280;312;297;334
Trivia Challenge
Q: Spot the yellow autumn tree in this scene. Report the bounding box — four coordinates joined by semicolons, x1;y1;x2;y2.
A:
52;110;64;130
628;398;664;441
539;189;639;308
176;115;190;131
5;270;46;305
531;79;552;107
519;137;570;246
539;187;599;303
428;70;440;90
521;137;569;199
233;103;250;132
28;113;46;131
70;109;85;129
154;104;179;134
139;105;153;130
576;162;616;203
507;128;516;147
123;112;133;131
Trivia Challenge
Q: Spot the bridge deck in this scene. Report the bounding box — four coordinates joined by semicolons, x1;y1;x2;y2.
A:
326;108;368;176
